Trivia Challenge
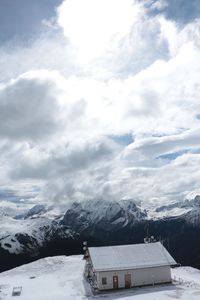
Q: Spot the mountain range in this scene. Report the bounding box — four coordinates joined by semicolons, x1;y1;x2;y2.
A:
1;196;200;271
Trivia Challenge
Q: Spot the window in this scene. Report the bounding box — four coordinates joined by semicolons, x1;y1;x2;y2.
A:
102;277;107;285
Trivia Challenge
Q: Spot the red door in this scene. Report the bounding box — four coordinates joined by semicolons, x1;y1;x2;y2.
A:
125;274;131;288
113;275;119;289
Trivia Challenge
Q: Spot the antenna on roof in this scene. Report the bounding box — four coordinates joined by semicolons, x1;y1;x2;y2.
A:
144;224;150;243
83;241;89;260
144;225;157;243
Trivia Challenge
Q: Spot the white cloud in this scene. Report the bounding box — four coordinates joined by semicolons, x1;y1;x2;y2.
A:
0;0;170;81
57;0;142;62
1;0;200;206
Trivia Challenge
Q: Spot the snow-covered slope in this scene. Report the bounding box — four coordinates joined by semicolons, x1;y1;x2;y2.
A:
0;255;200;300
0;203;77;257
62;199;147;232
148;195;200;220
0;214;75;256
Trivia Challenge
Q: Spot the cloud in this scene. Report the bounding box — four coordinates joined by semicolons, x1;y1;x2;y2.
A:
9;137;119;181
0;0;170;81
0;70;66;142
123;128;200;161
57;0;142;60
1;0;200;207
56;0;171;78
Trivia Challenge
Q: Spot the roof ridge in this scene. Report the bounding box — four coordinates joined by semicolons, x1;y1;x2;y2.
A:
89;241;161;249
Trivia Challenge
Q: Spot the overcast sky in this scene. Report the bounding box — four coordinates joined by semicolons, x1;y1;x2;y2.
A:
1;0;200;208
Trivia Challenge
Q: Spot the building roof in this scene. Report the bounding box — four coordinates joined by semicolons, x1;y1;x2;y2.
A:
88;242;176;272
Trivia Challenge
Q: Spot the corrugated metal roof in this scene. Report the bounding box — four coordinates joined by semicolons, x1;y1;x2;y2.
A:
88;242;176;272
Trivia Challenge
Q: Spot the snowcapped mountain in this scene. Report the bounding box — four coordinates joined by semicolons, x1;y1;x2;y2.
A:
0;199;146;270
1;196;200;271
62;199;147;233
0;255;200;300
0;216;76;256
0;203;80;272
15;204;47;220
0;202;77;254
149;195;200;220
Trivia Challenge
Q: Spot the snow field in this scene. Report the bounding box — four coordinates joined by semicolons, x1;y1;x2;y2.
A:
0;255;200;299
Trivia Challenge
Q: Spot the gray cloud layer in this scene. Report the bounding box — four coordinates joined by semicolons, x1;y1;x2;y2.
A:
0;72;62;141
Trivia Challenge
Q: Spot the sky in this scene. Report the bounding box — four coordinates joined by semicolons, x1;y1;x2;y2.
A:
1;0;200;208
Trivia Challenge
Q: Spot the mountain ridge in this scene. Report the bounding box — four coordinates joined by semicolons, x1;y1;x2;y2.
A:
1;196;200;271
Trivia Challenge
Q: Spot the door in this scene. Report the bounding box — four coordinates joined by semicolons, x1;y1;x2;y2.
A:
125;274;131;288
113;275;119;289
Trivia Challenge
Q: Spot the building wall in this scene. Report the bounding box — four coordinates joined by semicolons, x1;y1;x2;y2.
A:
96;265;171;290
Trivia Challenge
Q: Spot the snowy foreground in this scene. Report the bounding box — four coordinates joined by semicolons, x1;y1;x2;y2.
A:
0;256;200;300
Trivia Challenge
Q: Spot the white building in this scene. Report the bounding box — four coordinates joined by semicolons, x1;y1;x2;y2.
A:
85;242;177;291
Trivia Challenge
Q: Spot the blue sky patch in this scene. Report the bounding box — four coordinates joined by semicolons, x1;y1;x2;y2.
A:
147;0;200;26
157;149;189;160
109;134;133;146
0;0;62;44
